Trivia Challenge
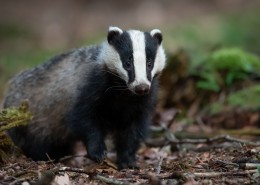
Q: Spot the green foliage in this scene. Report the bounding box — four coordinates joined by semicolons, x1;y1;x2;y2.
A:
194;48;260;92
0;100;32;163
227;85;260;110
205;85;260;115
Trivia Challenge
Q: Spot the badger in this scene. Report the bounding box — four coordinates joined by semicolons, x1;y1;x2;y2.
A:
3;26;166;169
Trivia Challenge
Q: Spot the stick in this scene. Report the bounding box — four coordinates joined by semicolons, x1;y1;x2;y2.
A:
45;153;56;167
96;174;131;185
167;134;260;146
9;177;31;185
156;156;164;175
184;170;258;178
59;167;89;175
238;163;260;170
215;160;239;167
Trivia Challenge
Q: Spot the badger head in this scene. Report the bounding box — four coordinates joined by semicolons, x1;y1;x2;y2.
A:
102;26;166;95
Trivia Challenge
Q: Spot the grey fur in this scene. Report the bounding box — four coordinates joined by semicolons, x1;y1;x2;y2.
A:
3;45;102;146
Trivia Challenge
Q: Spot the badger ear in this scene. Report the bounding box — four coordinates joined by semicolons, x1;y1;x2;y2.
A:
107;26;123;44
150;29;162;45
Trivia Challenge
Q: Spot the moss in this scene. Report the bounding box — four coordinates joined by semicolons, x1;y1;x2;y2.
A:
0;100;32;163
205;85;260;115
194;48;260;92
227;85;260;110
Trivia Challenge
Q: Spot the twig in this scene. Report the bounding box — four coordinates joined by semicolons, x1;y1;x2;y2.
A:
156;156;164;175
59;167;89;174
167;134;260;146
59;154;86;162
96;174;131;185
13;170;37;177
45;153;56;167
9;177;31;185
215;160;239;167
238;163;260;170
184;170;258;178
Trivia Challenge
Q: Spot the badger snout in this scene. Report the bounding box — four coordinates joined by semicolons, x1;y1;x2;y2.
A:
134;84;150;95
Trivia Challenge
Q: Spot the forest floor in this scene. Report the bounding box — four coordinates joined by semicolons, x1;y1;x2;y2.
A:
1;139;260;185
1;114;260;185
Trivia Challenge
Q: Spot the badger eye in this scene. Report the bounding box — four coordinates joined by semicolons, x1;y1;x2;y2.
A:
126;61;131;68
147;58;153;69
125;56;133;69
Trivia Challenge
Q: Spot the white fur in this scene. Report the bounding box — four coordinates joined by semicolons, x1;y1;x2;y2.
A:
128;30;151;90
109;26;123;35
152;45;166;77
101;42;129;82
150;29;161;37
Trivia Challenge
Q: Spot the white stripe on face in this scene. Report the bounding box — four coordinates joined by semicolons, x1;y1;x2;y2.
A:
128;30;150;89
151;45;166;77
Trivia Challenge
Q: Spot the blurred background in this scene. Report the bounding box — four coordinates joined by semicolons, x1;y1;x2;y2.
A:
1;0;260;132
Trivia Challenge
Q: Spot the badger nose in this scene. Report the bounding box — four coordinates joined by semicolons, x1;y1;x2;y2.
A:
134;84;150;95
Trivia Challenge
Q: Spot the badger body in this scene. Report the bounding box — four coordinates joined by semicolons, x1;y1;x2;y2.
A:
3;27;166;169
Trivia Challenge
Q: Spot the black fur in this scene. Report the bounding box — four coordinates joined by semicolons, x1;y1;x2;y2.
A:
108;31;135;84
145;32;159;81
152;32;163;45
67;65;158;169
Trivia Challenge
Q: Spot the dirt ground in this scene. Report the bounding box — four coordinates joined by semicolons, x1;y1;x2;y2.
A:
1;136;260;184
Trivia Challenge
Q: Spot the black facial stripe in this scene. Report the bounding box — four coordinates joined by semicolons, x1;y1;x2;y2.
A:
109;31;135;83
144;32;158;81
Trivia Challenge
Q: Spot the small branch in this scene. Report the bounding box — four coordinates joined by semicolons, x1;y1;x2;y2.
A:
215;160;239;167
9;177;31;185
59;167;89;175
156;156;164;175
167;134;260;146
184;170;258;178
238;163;260;170
96;174;131;185
45;153;56;167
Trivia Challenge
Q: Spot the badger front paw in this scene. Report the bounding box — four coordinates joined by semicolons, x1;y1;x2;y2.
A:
117;161;139;170
117;155;139;170
87;143;107;163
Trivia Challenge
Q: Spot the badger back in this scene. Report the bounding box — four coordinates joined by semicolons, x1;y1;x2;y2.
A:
2;47;100;127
